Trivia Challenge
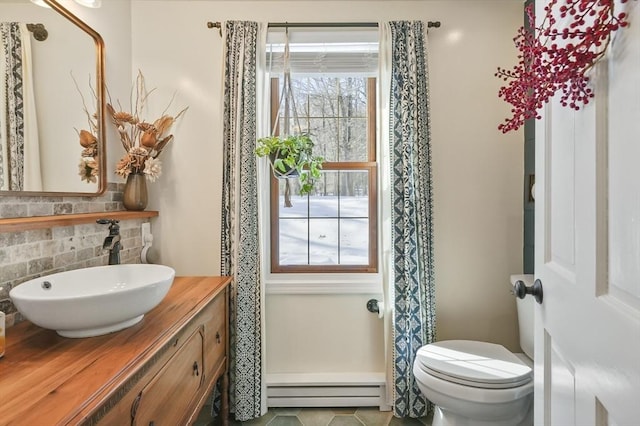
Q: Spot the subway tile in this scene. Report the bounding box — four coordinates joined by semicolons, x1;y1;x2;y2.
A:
28;257;54;275
121;237;141;251
0;299;15;314
61;237;78;253
54;252;77;269
120;219;143;230
81;223;104;234
86;257;105;268
0;203;27;218
28;203;54;217
76;233;102;249
53;203;73;215
52;226;75;239
90;203;109;213
0;232;26;246
22;196;62;203
0;297;11;312
105;202;120;211
11;243;41;263
0;263;28;282
72;203;91;213
5;312;16;327
76;248;95;262
121;228;138;239
0;248;9;264
26;228;52;243
41;240;65;257
0;283;12;299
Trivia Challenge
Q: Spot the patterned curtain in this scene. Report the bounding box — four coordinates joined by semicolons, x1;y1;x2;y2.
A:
0;22;25;191
220;21;265;421
387;21;436;418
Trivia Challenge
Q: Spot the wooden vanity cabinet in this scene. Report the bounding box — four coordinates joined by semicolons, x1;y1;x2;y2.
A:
0;276;230;426
98;285;228;426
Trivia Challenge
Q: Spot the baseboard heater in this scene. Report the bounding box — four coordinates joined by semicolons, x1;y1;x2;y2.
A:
266;373;391;411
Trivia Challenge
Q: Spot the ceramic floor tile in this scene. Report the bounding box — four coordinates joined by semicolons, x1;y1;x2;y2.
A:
330;407;358;415
388;415;428;425
198;406;432;425
242;411;277;425
272;407;303;416
327;415;365;426
194;404;214;426
267;415;304;426
296;408;336;426
354;408;393;426
417;412;433;426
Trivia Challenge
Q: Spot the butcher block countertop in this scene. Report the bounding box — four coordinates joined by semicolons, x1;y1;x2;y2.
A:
0;276;231;425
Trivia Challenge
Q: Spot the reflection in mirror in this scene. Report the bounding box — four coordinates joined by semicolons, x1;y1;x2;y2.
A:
0;0;105;196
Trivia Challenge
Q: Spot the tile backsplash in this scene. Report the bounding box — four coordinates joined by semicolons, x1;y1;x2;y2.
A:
0;183;150;327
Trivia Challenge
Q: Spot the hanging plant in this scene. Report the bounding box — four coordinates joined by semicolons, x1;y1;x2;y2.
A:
255;133;324;195
255;27;324;207
496;0;633;133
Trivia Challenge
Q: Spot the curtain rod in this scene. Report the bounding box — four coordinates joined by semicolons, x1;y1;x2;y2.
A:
26;23;48;41
207;20;441;35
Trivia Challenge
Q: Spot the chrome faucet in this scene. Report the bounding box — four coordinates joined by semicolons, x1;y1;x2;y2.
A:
97;219;121;265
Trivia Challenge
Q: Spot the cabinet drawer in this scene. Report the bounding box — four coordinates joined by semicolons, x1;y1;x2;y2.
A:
133;326;204;425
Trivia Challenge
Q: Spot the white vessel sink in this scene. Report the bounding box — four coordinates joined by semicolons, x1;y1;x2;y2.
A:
10;264;175;338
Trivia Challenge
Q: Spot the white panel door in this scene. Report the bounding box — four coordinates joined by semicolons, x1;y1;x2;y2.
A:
534;1;640;425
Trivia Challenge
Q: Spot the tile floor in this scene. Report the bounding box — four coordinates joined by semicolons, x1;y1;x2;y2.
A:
196;406;433;426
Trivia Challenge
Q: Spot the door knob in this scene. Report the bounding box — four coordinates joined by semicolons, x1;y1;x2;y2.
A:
513;279;543;304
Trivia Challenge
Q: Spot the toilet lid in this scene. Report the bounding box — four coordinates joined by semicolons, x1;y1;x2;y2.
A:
416;340;532;389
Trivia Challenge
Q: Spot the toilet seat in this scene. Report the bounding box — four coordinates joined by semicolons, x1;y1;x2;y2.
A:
416;340;532;390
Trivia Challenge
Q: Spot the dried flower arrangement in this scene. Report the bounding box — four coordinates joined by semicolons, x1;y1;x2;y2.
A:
108;71;188;182
75;76;100;183
496;0;632;133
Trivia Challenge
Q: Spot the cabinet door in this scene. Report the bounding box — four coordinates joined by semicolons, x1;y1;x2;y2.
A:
204;290;227;381
133;327;205;426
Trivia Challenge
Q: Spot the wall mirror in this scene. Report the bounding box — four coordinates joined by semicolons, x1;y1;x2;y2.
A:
0;0;105;196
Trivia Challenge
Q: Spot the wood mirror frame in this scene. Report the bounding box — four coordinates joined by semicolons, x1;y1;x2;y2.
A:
0;0;106;197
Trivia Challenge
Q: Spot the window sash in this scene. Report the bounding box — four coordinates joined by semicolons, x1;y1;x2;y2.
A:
270;164;378;273
268;77;378;273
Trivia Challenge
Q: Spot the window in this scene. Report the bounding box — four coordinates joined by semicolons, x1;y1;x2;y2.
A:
268;76;378;273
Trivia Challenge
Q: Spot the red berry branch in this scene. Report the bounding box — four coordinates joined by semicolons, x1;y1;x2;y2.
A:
496;0;632;133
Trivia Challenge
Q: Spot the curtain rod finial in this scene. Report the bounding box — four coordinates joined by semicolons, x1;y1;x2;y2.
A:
207;21;222;36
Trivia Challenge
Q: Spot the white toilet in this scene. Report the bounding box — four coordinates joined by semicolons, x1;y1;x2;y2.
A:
413;274;535;426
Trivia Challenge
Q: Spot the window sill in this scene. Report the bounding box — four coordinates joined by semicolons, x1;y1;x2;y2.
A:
265;273;382;294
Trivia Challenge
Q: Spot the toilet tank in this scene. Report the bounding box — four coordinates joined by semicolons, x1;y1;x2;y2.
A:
511;274;535;359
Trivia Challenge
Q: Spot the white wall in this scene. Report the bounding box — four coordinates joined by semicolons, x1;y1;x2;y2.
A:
426;2;525;352
126;0;524;378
